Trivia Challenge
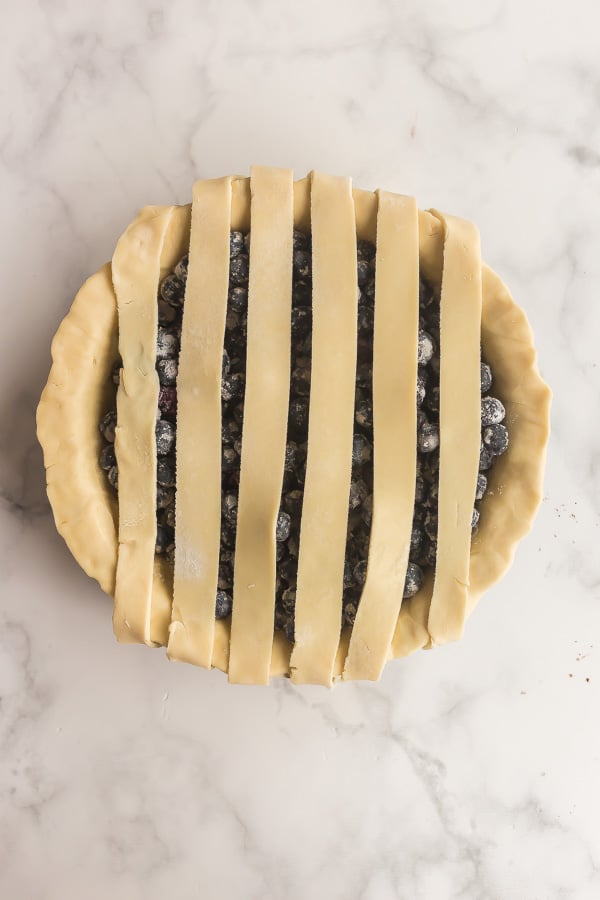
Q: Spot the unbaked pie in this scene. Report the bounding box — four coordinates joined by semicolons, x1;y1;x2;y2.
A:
36;167;551;685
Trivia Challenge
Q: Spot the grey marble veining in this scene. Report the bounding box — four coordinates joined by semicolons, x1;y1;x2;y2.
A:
1;1;599;898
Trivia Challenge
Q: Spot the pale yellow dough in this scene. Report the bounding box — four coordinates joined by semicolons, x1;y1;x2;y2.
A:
36;169;552;685
343;192;419;682
168;177;233;669
228;167;294;684
111;206;174;646
289;173;358;686
428;211;482;646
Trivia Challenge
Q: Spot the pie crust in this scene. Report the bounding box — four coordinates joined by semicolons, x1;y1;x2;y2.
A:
36;168;551;685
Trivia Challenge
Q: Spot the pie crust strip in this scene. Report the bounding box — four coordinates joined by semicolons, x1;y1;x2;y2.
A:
228;166;294;684
427;211;482;644
343;192;419;680
112;205;175;645
290;172;358;685
168;177;233;667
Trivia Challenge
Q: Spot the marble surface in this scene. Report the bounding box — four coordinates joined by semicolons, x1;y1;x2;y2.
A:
1;0;598;897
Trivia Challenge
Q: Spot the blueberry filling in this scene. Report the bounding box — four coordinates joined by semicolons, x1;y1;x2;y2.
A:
99;233;508;635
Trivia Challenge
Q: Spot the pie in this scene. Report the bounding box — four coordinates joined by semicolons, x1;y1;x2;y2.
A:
36;167;551;685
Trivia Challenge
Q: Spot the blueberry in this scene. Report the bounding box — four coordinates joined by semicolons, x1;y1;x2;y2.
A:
349;479;368;511
410;526;423;556
232;403;245;426
156;485;175;509
174;254;189;282
100;444;116;470
471;508;480;531
481;397;505;426
360;493;373;527
355;398;373;430
356;363;372;391
288;399;309;435
479;440;494;471
353;559;368;587
283;490;303;518
276;510;291;542
418;329;435;366
293;229;309;252
357;259;372;287
284;442;300;474
222;493;238;528
357;305;374;333
230;231;245;258
218;561;233;592
425;305;440;336
480;362;492;393
229;254;249;286
215;590;233;619
107;465;118;490
403;562;424;598
274;606;288;631
156;419;175;456
415;474;427;505
160;274;185;307
343;559;354;589
222;445;238;473
419;279;433;308
157;358;178;386
226;310;241;333
281;587;296;615
425;480;439;509
156;326;179;360
482;423;509;456
418;539;437;569
229;286;248;314
219;349;230;381
423;510;438;543
291;367;311;397
157;458;176;487
292;279;312;307
220;524;236;549
357;239;376;261
276;541;287;563
158;386;177;419
221;373;244;403
425;384;440;415
475;472;487;501
363;278;376;304
416;372;426;407
343;599;359;627
352;433;372;467
158;299;178;325
99;410;117;443
418;421;439;453
294;249;311;279
161;505;176;529
291;306;312;340
155;525;174;556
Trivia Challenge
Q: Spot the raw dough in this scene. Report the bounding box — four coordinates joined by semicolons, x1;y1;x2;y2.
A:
37;170;552;684
289;172;358;686
168;177;233;668
343;192;419;681
228;166;294;684
427;211;482;645
112;206;175;645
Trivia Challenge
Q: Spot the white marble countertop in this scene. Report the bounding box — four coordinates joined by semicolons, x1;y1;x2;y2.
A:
1;1;598;897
